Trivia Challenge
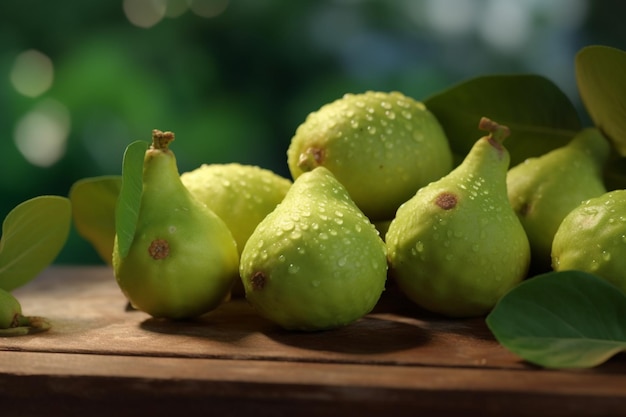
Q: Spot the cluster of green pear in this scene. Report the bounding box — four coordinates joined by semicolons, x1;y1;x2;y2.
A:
505;126;626;296
112;90;625;330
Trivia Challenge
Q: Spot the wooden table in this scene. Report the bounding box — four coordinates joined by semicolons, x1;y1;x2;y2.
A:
1;266;625;416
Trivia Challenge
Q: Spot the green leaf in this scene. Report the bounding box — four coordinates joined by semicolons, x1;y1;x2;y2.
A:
424;74;582;166
69;175;122;265
486;271;626;369
0;196;72;291
576;45;626;157
115;140;148;260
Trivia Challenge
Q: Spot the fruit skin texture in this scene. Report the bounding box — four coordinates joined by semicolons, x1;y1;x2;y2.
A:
507;128;609;272
287;91;453;221
552;190;626;292
180;163;291;255
239;166;388;331
112;131;239;320
386;118;530;318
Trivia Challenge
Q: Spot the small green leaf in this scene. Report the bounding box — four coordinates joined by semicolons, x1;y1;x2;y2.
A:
115;140;148;260
0;196;71;291
486;271;626;369
576;45;626;157
69;175;122;265
424;74;582;166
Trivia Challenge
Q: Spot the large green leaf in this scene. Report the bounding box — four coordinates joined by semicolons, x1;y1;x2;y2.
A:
576;45;626;157
0;196;72;291
424;74;582;167
69;175;122;265
115;140;148;260
486;271;626;369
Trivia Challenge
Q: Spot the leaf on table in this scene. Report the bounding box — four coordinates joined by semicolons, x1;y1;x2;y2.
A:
69;175;122;266
576;45;626;157
115;140;148;260
424;74;582;167
486;271;626;369
0;196;72;291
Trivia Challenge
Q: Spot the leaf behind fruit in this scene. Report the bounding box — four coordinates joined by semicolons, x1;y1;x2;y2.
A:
424;74;582;166
115;140;148;260
0;196;71;291
69;175;122;265
486;270;626;369
576;45;626;157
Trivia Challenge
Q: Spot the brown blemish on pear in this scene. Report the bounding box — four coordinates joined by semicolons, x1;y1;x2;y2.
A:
148;239;170;260
250;271;267;290
435;192;457;210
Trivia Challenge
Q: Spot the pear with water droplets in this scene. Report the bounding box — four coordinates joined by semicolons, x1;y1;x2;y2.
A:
386;118;530;318
112;130;240;320
287;91;453;221
239;166;387;331
181;163;291;255
552;190;626;292
507;127;610;272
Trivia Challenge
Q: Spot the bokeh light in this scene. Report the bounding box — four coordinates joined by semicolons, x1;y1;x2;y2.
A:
123;0;167;28
14;99;71;168
10;49;54;98
423;0;477;37
479;0;531;53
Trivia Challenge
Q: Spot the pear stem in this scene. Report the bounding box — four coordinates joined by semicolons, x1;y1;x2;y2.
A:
478;117;510;145
298;147;324;172
151;129;175;150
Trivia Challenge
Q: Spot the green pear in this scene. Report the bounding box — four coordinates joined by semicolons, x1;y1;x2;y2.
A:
287;91;453;221
0;288;23;329
112;130;240;320
0;289;50;335
507;128;610;272
552;190;626;292
239;166;387;331
386;118;530;318
180;163;291;255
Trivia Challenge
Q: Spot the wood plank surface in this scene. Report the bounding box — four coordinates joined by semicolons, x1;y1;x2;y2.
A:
1;266;626;416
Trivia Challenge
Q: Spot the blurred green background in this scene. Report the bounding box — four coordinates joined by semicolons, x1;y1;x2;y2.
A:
1;0;625;264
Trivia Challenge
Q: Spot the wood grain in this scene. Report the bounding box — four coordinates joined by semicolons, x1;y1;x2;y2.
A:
1;266;626;416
